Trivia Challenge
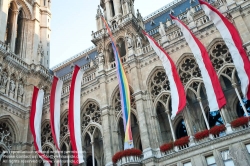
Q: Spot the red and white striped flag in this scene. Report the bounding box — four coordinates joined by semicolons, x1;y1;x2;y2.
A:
171;15;226;111
50;76;63;166
199;0;250;100
30;87;52;166
68;65;84;165
142;31;186;119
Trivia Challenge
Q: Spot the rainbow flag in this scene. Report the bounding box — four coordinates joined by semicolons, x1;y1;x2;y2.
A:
102;17;134;149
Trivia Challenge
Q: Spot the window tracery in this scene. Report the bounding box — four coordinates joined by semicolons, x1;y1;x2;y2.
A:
178;56;201;85
60;114;69;138
41;122;52;145
0;122;13;148
114;89;136;115
209;43;233;71
82;102;101;131
149;70;170;101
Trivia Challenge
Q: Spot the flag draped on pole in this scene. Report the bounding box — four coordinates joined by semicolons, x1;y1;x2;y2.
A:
68;65;84;164
102;16;134;149
30;87;52;166
50;76;63;166
199;0;250;100
142;30;186;119
171;15;226;111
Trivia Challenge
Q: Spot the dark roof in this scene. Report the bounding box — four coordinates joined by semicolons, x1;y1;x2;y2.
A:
144;0;199;32
55;50;97;77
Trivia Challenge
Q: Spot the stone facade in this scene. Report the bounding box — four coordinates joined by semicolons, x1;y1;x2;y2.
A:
1;0;250;166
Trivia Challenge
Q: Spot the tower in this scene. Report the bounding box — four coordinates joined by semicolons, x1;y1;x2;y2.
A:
0;0;51;68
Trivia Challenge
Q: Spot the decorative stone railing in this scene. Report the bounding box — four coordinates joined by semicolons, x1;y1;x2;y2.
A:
92;14;137;40
116;156;142;166
142;39;161;54
82;72;96;85
44;95;50;103
195;15;210;27
6;52;30;69
43;71;97;104
167;29;183;41
109;56;127;69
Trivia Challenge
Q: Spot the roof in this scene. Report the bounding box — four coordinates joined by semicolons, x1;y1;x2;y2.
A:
144;0;199;32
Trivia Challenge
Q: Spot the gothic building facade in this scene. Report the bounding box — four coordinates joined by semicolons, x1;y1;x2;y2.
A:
1;0;250;166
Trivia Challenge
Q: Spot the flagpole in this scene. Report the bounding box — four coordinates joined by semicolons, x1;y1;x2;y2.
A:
166;110;176;141
197;97;210;130
232;83;249;117
91;141;95;166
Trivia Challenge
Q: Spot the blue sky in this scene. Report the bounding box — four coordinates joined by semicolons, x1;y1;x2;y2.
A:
50;0;171;68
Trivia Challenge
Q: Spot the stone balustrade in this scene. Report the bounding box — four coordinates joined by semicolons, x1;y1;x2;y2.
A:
116;156;142;166
195;15;210;27
92;14;136;40
109;56;127;69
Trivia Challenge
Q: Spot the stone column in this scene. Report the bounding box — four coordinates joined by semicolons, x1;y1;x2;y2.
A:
5;77;10;95
14;81;18;100
101;107;114;166
231;10;250;44
113;0;122;17
128;57;153;158
91;141;95;166
105;0;112;21
10;10;18;53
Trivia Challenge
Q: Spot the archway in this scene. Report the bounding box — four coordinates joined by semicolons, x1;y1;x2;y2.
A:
15;9;24;55
117;113;142;151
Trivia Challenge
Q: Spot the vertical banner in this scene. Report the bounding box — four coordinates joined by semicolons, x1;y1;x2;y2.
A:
142;30;186;119
50;76;63;166
199;0;250;100
102;16;134;149
30;87;52;166
171;15;226;111
68;65;84;164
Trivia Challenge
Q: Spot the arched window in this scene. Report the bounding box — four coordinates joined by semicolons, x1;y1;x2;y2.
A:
83;127;103;166
107;43;115;63
156;100;172;143
117;38;126;57
110;0;115;17
5;3;15;45
15;9;24;55
176;119;188;139
118;113;142;151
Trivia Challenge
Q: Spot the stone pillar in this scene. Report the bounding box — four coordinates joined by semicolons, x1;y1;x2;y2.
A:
0;0;9;42
98;74;114;165
102;107;114;166
5;77;10;95
113;0;122;17
231;10;250;44
133;92;152;154
105;0;112;21
14;81;18;100
10;10;18;52
128;57;153;158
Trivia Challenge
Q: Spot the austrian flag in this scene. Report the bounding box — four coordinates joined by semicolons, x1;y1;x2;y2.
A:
171;15;226;111
68;65;84;165
50;76;63;166
30;87;52;166
142;30;186;119
199;0;250;100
